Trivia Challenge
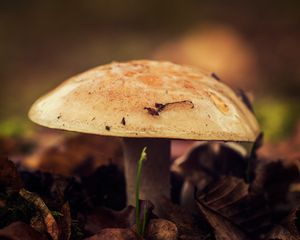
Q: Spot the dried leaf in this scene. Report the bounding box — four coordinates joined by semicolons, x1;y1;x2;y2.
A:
173;142;247;186
196;176;271;239
57;202;72;240
145;219;178;240
158;198;209;239
19;188;59;240
0;221;47;240
266;225;298;240
251;159;299;207
24;133;123;176
197;200;250;240
266;206;300;239
85;228;140;240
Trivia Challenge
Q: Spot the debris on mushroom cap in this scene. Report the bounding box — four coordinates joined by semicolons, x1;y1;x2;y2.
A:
29;60;260;142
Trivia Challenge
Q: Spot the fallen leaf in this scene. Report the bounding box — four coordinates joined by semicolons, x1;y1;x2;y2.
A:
172;142;247;187
196;176;271;239
158;198;209;239
19;188;59;240
172;142;248;210
0;221;47;240
24;133;123;176
197;200;250;240
57;202;72;240
266;206;300;239
251;159;299;209
145;219;178;240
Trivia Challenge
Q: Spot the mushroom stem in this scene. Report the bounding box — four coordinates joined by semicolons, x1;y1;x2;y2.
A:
123;138;171;213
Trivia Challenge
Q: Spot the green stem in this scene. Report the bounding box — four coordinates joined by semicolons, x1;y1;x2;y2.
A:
135;147;147;236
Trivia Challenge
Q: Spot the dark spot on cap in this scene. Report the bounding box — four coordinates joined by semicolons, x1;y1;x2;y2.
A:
105;126;111;131
236;89;254;112
121;117;126;125
211;73;221;81
144;107;160;116
92;117;96;121
144;100;194;116
57;114;62;119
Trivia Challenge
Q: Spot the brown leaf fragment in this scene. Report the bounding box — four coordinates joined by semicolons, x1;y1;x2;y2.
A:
266;206;300;240
196;176;271;238
144;100;194;116
30;211;47;234
0;221;47;240
121;117;126;125
266;225;298;240
85;228;141;240
145;219;178;240
196;200;250;240
211;72;221;81
57;202;72;240
19;188;59;240
173;142;247;187
144;107;160;116
24;133;123;176
235;89;254;113
251;159;299;206
158;198;208;239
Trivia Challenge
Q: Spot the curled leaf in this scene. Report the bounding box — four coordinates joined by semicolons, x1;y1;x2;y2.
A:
266;206;300;240
57;202;72;240
196;176;271;239
19;188;59;240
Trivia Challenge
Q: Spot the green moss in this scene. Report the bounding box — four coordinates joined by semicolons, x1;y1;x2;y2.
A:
0;117;32;137
254;98;300;142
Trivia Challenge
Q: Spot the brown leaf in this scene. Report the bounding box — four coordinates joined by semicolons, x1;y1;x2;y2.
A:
196;176;271;239
197;201;250;240
57;202;72;240
24;133;123;176
266;206;300;240
19;188;59;240
266;225;298;240
0;156;23;194
145;219;178;240
251;159;299;207
84;228;140;240
0;221;47;240
172;142;247;187
158;198;209;239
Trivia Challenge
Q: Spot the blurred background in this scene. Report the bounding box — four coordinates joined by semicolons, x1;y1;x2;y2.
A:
0;0;300;142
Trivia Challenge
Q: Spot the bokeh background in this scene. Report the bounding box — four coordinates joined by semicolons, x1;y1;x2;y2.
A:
1;0;300;142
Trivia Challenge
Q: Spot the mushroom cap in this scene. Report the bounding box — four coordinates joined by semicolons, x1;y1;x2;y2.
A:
29;60;260;141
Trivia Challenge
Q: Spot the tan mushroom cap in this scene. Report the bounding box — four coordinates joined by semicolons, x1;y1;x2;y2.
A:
29;60;260;141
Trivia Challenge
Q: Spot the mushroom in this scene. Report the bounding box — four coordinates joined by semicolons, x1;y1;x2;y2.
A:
28;60;260;214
